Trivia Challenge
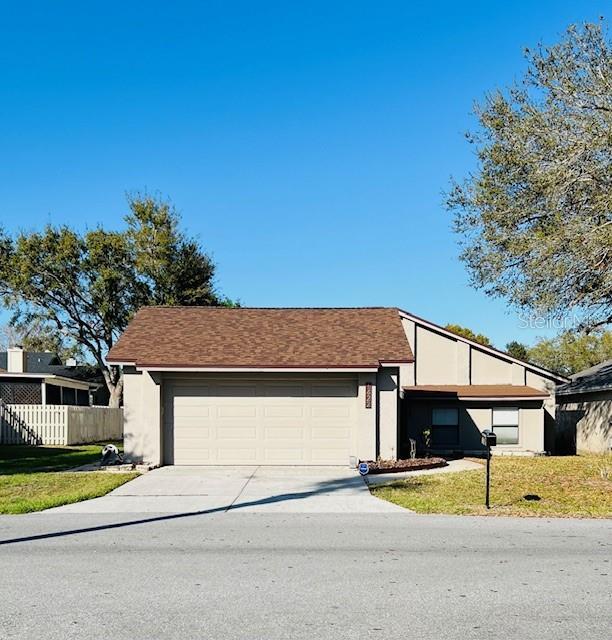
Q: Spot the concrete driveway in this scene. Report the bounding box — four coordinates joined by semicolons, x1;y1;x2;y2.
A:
49;466;405;514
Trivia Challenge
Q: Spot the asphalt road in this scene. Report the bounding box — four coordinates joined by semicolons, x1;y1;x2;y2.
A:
0;512;610;639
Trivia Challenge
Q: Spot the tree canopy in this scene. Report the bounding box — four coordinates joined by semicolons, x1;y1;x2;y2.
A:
505;340;529;361
444;324;492;347
0;195;233;405
447;22;612;331
527;330;612;377
0;319;81;361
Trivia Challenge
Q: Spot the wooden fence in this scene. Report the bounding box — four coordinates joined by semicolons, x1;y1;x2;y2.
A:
0;403;123;445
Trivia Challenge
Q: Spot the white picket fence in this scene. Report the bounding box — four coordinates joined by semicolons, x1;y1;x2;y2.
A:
0;403;123;445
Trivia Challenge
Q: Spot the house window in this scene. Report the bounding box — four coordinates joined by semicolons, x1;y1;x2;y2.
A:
492;407;519;445
432;407;459;446
46;384;61;405
61;387;76;405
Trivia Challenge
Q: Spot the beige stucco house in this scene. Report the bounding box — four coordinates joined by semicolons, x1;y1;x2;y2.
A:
107;307;567;467
555;360;612;454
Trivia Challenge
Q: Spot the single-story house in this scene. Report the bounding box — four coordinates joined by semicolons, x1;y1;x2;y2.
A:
555;360;612;453
0;347;107;406
107;307;568;466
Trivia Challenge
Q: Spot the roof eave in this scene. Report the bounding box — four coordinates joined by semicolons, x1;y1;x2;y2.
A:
0;372;93;388
403;393;548;401
134;365;380;373
556;384;612;397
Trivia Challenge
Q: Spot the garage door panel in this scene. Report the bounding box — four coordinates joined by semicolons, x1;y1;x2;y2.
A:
263;426;305;440
311;405;352;418
263;405;305;418
311;448;350;463
168;377;357;465
217;448;257;462
311;427;352;440
217;405;257;418
174;448;211;462
216;426;257;439
173;410;211;422
174;426;212;439
264;448;305;462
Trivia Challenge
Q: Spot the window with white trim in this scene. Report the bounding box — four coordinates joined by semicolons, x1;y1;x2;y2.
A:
432;408;459;446
492;407;519;445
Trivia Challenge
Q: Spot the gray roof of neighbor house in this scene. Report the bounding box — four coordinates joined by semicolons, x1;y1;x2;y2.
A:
0;351;101;384
107;307;415;369
0;351;61;372
556;359;612;396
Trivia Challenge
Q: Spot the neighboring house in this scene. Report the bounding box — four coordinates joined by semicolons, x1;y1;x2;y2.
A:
0;347;108;406
107;307;568;467
555;360;612;454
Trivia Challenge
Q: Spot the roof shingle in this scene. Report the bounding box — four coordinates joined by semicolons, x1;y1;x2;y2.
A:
107;307;414;369
556;359;612;396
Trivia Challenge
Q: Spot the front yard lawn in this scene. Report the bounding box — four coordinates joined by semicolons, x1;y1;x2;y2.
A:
0;443;138;514
0;472;138;514
371;454;612;518
0;443;119;474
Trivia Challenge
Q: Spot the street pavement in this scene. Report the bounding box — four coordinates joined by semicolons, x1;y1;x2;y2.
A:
0;510;610;639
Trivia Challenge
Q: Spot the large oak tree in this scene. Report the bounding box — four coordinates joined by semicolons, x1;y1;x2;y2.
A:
447;22;612;330
0;195;231;406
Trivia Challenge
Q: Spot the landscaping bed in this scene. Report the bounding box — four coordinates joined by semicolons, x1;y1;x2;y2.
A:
361;457;447;474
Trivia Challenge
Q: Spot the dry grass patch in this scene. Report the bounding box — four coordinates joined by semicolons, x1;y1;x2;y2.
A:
371;454;612;518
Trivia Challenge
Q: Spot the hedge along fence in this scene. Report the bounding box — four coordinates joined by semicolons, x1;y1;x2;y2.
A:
0;403;123;445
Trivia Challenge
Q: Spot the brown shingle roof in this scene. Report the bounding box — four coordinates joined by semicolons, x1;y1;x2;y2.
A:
108;307;413;369
402;385;549;398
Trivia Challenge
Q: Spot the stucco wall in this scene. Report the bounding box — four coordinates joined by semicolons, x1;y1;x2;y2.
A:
399;317;561;398
413;325;457;385
357;372;377;461
470;349;513;384
377;368;399;460
123;369;162;465
557;391;612;453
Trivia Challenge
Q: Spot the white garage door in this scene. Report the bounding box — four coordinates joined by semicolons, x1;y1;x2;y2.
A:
165;376;358;465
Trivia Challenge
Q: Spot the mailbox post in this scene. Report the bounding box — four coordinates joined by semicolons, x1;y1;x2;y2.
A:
480;430;497;509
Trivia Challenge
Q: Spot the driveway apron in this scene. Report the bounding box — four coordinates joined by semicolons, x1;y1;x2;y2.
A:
46;466;406;514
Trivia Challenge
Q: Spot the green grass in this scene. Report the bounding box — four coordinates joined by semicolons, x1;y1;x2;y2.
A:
0;472;139;514
0;442;121;474
0;442;138;514
371;454;612;518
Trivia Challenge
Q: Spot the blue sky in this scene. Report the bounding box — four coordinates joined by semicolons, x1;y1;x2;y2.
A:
0;1;607;348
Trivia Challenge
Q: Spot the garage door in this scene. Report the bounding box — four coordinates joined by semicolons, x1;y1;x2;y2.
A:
164;376;358;465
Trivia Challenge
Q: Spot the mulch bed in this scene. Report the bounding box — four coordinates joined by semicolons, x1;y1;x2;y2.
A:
361;457;448;474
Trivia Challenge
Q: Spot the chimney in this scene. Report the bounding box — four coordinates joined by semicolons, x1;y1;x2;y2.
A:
7;346;26;373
